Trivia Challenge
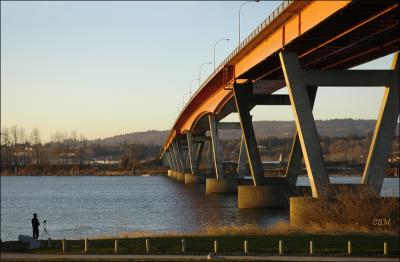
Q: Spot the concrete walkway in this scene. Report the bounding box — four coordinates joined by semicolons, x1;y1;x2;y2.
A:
1;253;399;261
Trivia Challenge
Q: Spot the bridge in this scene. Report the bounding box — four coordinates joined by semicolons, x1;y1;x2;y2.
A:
160;0;399;216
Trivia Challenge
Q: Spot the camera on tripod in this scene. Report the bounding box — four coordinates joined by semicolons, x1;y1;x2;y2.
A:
41;218;50;240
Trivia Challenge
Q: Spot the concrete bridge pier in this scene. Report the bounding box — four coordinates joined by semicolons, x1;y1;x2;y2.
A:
278;51;399;223
170;138;186;182
205;114;238;194
233;81;297;208
191;137;207;184
166;147;180;180
176;172;185;183
183;132;206;185
166;148;178;180
185;173;204;184
204;139;214;177
206;178;238;193
238;184;292;208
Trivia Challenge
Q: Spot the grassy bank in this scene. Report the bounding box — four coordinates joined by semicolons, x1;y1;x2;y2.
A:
1;233;398;257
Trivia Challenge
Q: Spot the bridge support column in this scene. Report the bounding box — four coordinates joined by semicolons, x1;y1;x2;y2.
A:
205;139;214;176
285;86;317;186
279;51;332;198
362;53;399;195
178;137;191;183
166;150;175;178
237;134;248;180
166;150;173;169
280;50;399;223
161;153;168;168
172;139;185;181
186;131;198;171
196;140;205;171
184;132;204;184
234;82;295;207
206;115;237;193
208;114;224;179
178;137;190;174
169;146;179;180
170;149;176;168
280;51;399;198
219;121;248;181
233;83;265;186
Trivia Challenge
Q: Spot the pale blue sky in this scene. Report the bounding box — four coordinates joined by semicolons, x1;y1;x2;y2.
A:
1;1;395;141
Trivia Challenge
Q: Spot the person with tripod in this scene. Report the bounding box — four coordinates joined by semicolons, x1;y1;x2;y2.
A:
31;213;40;239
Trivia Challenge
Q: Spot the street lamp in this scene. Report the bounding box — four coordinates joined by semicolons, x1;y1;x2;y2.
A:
183;91;191;108
199;61;212;84
189;78;199;97
238;0;260;46
213;38;230;71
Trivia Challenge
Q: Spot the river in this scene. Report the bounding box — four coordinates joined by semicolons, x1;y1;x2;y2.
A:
1;175;398;241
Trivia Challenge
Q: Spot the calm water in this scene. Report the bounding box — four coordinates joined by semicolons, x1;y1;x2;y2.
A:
1;175;398;241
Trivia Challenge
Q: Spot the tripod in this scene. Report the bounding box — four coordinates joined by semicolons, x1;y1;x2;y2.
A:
41;220;50;239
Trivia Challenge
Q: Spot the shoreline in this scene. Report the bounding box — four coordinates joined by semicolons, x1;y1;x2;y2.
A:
1;173;398;177
0;173;166;177
0;168;168;177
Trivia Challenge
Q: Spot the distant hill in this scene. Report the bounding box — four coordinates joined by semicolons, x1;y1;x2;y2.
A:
94;119;398;146
93;130;168;146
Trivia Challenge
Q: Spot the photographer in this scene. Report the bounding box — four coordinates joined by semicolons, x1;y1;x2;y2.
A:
31;213;40;239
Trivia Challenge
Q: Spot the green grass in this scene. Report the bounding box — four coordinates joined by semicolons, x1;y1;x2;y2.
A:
1;233;398;257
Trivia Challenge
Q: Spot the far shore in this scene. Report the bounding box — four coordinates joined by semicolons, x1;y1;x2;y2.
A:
2;171;398;177
0;167;168;177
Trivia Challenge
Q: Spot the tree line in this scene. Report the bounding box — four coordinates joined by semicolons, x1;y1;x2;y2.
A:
0;126;162;174
1;125;398;175
221;133;399;164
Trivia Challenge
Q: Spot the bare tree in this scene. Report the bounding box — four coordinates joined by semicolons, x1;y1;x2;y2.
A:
18;127;27;144
30;128;41;167
69;130;78;166
78;134;87;167
1;127;11;170
70;130;78;142
1;127;10;146
30;128;41;145
10;125;18;145
54;131;65;165
9;125;19;171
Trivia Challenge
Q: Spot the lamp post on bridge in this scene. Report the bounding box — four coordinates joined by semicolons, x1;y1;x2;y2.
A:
189;78;200;98
199;61;212;86
213;38;230;71
238;0;260;46
182;91;191;109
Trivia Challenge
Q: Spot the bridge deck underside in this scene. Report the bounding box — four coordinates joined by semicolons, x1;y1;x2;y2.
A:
243;0;399;81
165;0;399;149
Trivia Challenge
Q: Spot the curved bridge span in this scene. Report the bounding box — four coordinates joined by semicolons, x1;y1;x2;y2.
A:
161;0;399;207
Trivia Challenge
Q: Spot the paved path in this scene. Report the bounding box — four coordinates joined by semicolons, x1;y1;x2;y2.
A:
1;253;399;261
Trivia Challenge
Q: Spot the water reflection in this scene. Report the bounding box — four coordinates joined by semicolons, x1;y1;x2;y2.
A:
0;175;398;241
